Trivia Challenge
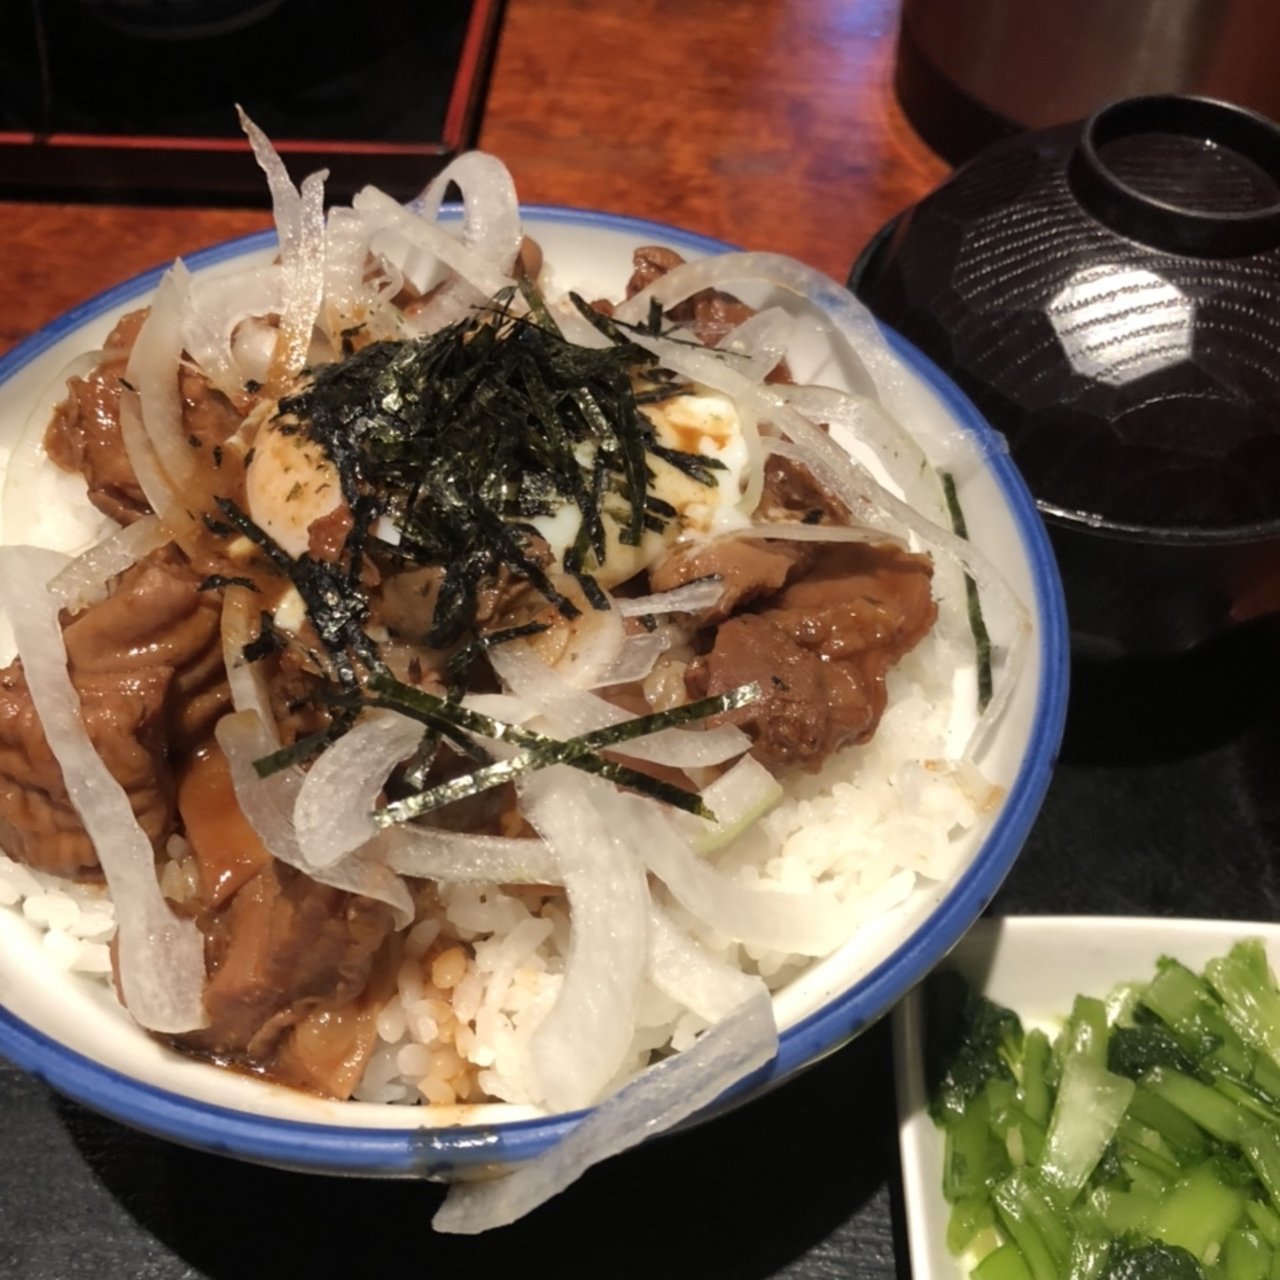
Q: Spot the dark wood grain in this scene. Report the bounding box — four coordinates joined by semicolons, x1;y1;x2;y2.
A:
0;0;946;359
478;0;947;275
0;204;270;356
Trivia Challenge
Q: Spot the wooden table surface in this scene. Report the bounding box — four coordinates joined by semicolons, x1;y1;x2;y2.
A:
0;0;948;358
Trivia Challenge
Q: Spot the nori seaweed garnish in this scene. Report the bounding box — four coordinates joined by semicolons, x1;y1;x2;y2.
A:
242;610;285;662
276;286;714;649
940;470;993;711
201;284;744;816
197;574;257;593
366;672;760;822
212;496;383;690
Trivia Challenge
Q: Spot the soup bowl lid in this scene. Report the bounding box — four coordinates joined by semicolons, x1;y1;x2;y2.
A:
851;94;1280;545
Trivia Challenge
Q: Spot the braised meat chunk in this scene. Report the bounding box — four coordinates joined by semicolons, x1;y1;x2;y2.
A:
0;551;225;877
0;664;172;878
44;310;151;526
44;307;250;527
626;246;757;347
175;859;394;1081
687;542;937;770
648;535;811;624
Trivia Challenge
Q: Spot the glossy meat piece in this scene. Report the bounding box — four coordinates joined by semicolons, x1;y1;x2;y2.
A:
0;665;172;878
44;310;150;525
44;309;248;526
0;552;225;876
175;859;394;1081
648;536;810;624
177;742;273;910
63;553;227;749
757;453;849;524
626;246;756;347
686;542;936;770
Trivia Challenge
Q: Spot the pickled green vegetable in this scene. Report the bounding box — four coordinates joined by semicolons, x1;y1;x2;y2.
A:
925;940;1280;1280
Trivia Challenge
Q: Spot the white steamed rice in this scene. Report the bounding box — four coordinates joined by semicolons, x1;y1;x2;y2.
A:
0;626;986;1110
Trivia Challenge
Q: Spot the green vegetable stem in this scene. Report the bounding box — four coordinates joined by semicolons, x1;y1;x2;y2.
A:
924;939;1280;1280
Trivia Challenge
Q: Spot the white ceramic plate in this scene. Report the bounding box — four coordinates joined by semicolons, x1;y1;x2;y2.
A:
893;914;1280;1279
0;208;1069;1177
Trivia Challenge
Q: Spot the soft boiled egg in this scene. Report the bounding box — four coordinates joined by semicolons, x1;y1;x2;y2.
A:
244;413;344;560
523;386;752;587
242;385;751;590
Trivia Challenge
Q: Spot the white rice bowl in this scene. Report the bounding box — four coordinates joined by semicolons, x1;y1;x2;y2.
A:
0;203;1068;1195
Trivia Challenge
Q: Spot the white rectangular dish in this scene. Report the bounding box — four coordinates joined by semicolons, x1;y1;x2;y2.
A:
891;914;1280;1279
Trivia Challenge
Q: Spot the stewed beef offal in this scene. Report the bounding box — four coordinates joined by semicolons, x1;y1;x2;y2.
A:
0;552;224;879
45;310;246;527
0;547;396;1094
0;248;940;1098
686;542;936;770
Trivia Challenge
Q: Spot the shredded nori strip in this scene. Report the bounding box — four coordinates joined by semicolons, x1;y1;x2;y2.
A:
197;574;257;593
242;609;285;663
251;728;337;777
211;497;383;689
649;442;726;486
275;286;720;649
940;470;993;711
365;672;760;823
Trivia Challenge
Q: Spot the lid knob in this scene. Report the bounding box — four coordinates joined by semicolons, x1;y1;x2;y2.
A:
1067;95;1280;257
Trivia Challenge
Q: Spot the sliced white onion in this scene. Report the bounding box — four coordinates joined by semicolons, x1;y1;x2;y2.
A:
548;297;613;349
647;901;767;1024
219;585;281;747
730;382;767;516
125;262;195;503
352;186;514;300
488;641;749;769
414;151;523;271
284;168;328;382
215;709;414;928
0;545;206;1032
433;987;777;1233
460;691;536;724
237;108;328;389
369;224;449;299
520;769;650;1112
117;390;178;519
294;709;425;867
382;827;559;885
621;791;856;957
183;265;280;396
48;516;168;613
615;579;726;617
717;307;796;382
323;206;382;338
586;629;668;689
542;598;628;690
391;152;522;331
671;754;784;854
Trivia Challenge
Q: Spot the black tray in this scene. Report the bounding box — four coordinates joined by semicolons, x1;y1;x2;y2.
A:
0;0;504;201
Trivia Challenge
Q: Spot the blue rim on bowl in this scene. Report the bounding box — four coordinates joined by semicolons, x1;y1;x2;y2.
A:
0;208;1070;1176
